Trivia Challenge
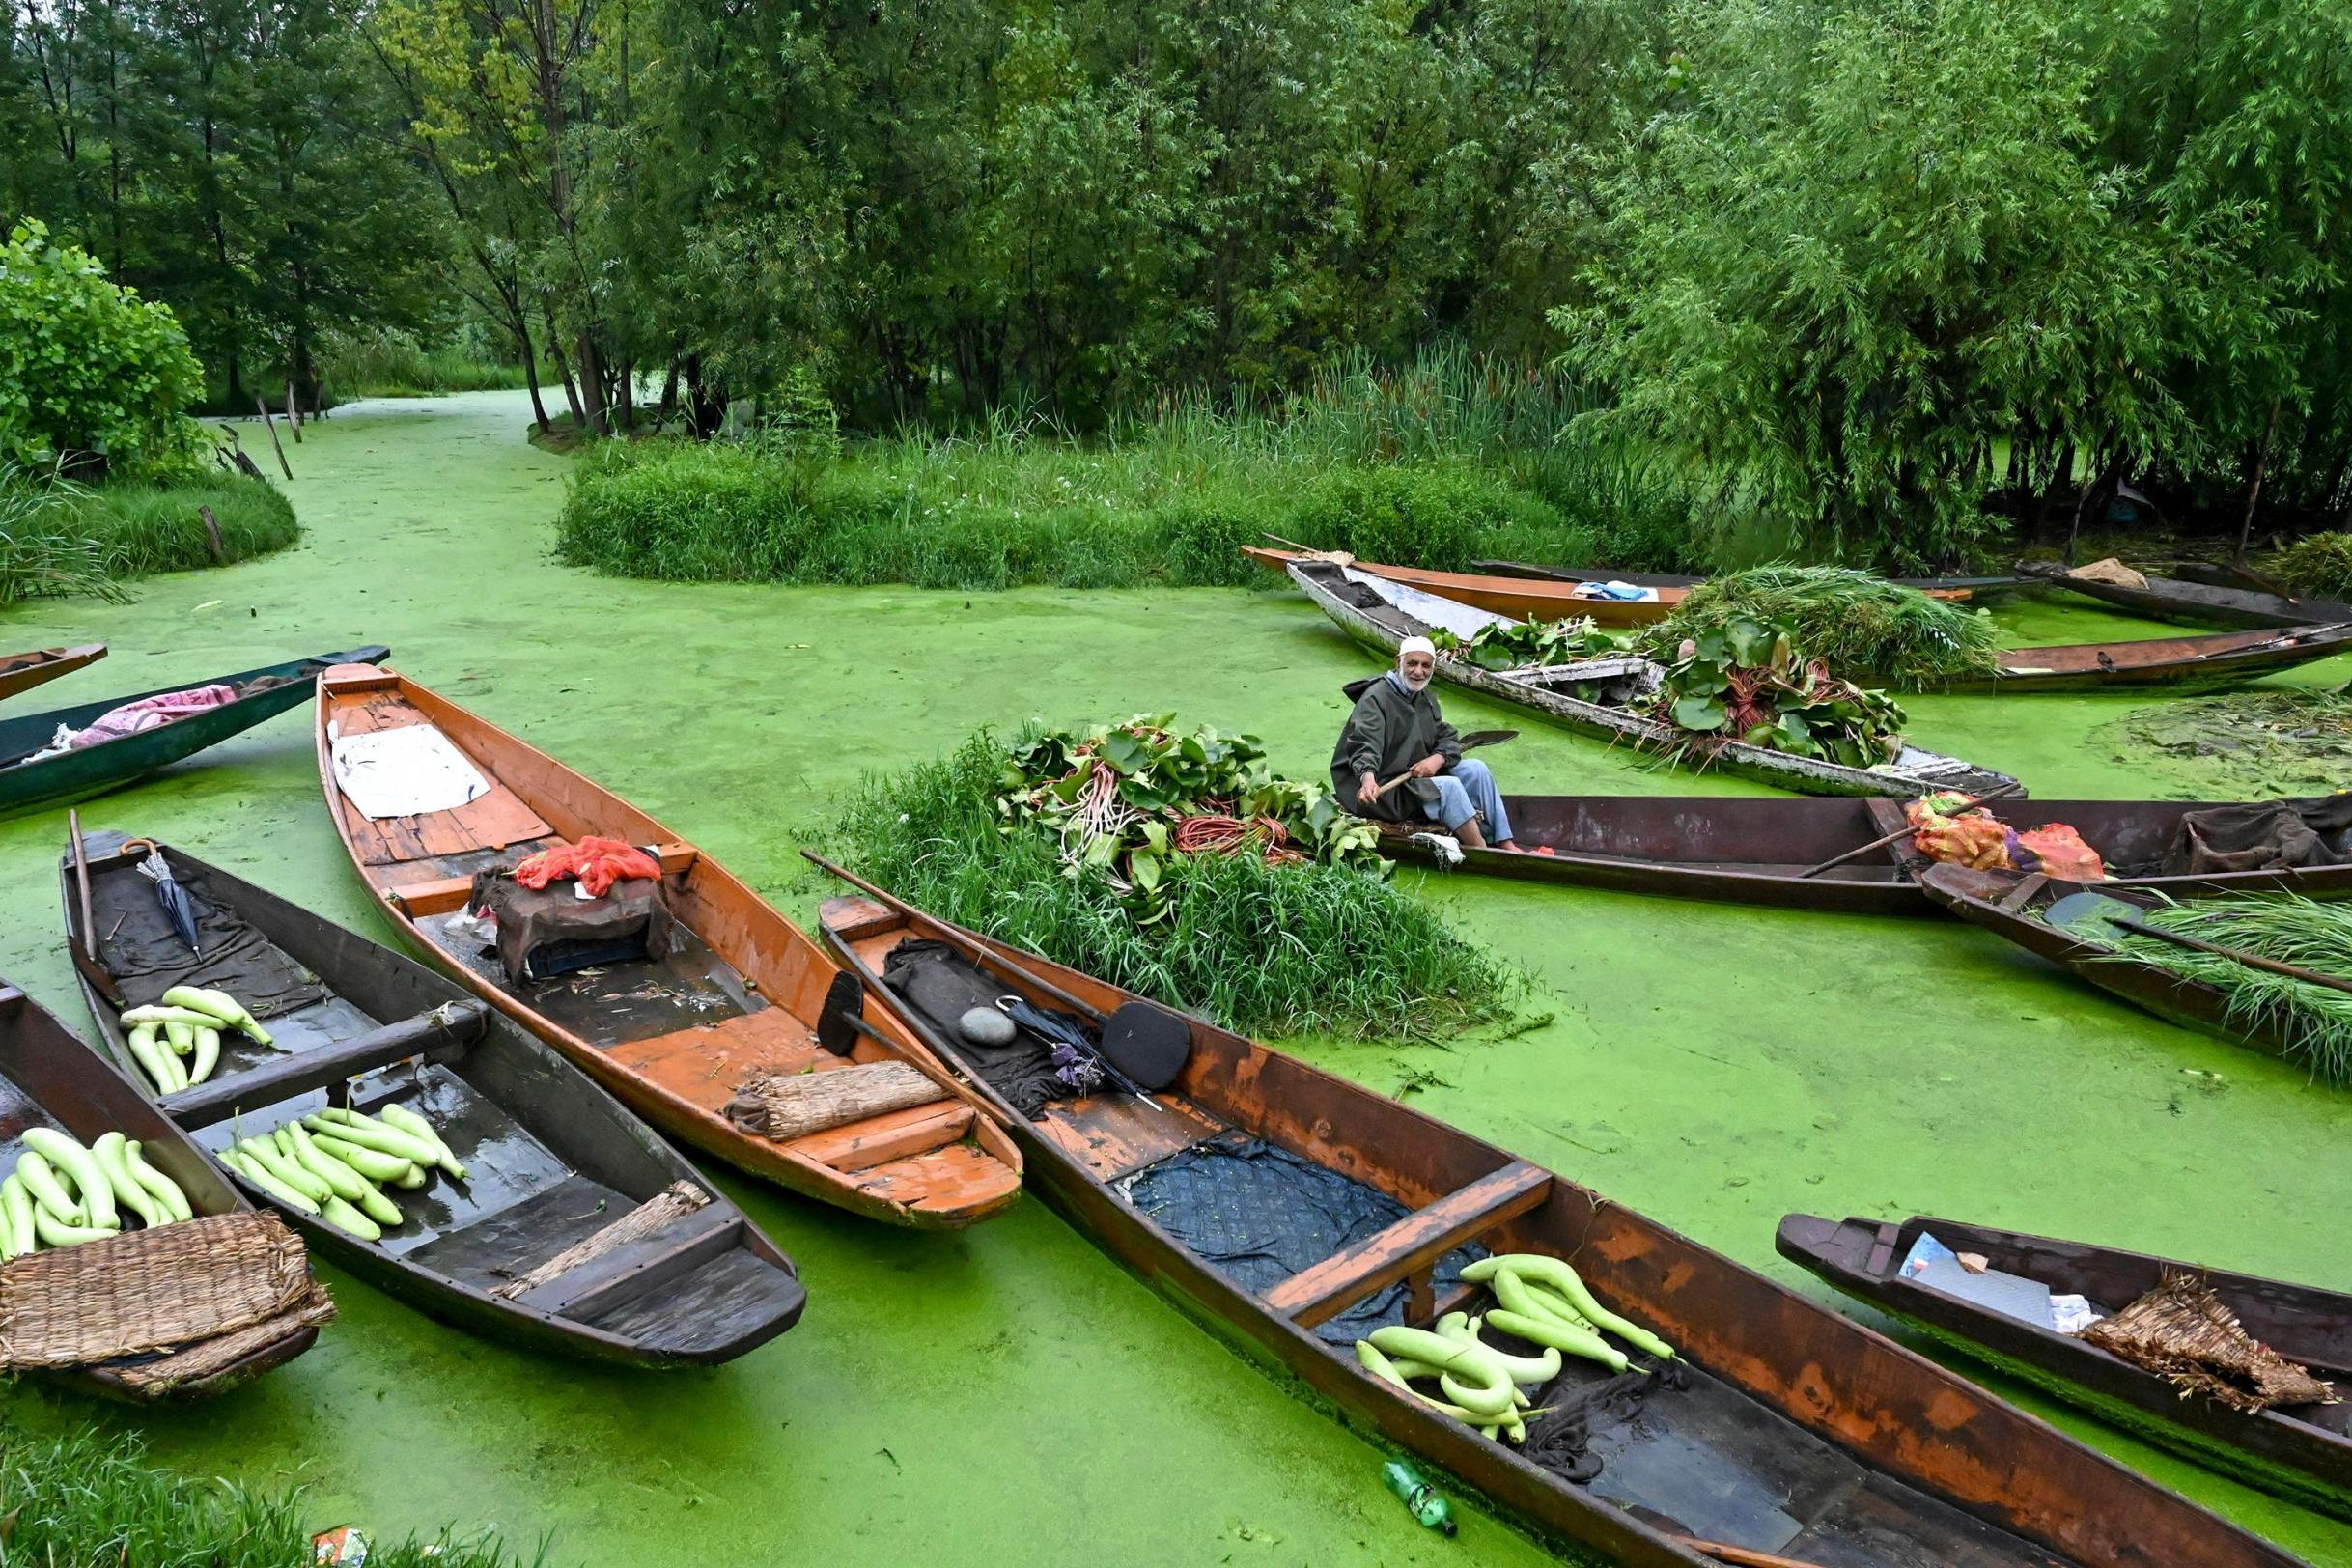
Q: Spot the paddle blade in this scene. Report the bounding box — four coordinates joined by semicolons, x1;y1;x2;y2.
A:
816;970;865;1057
1101;1002;1191;1091
2043;889;2147;939
1456;729;1519;750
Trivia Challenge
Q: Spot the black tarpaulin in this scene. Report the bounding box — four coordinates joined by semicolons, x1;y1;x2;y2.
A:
1118;1130;1483;1347
2164;796;2352;875
89;859;324;1018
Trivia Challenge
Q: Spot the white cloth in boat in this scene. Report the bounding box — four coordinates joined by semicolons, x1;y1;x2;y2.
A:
329;720;490;819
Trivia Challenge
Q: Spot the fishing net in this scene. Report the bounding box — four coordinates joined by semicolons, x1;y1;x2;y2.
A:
2079;1273;2338;1414
1520;1361;1689;1482
0;1213;323;1370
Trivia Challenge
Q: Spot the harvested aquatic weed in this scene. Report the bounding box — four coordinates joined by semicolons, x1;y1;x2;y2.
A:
2102;689;2352;798
1644;565;2000;687
2271;533;2352;602
829;727;1518;1041
2083;893;2352;1086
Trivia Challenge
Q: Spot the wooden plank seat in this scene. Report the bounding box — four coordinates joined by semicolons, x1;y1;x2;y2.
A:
386;841;702;918
508;1204;744;1320
1259;1160;1553;1330
163;999;491;1127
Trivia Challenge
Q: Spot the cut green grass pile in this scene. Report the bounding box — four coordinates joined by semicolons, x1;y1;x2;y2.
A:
828;729;1519;1040
2099;894;2352;1086
2270;532;2352;602
1644;565;2001;687
0;1421;541;1567
556;349;1702;590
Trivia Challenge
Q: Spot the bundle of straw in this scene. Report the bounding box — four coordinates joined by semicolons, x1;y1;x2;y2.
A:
2102;893;2352;1085
1645;565;2001;687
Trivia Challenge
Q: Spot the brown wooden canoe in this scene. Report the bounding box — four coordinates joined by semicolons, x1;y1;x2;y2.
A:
1917;864;2339;1078
64;826;806;1366
0;642;104;703
1243;546;1689;626
1778;1212;2352;1522
0;977;324;1397
817;891;2298;1568
2019;562;2352;630
314;665;1022;1228
1372;795;2352;914
1475;560;2030;596
1952;623;2352;694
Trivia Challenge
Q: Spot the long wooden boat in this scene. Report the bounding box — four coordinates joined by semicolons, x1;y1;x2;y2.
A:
1778;1212;2352;1521
1371;795;2352;913
1284;555;2023;798
816;891;2295;1567
63;827;807;1366
1452;565;2349;693
1244;546;1688;627
2019;562;2352;630
1472;560;2026;597
0;978;325;1398
0;642;104;703
313;664;1022;1228
0;644;390;817
1917;864;2324;1071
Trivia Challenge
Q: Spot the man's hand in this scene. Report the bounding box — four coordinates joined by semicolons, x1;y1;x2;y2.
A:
1411;753;1445;778
1358;771;1382;806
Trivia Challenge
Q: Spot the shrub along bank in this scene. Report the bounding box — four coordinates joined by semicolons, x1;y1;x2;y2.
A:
0;468;297;606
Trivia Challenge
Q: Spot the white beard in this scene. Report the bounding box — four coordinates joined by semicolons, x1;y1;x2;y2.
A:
1399;670;1432;692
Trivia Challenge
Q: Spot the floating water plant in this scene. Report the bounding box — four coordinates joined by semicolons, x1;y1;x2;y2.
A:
1645;565;2000;687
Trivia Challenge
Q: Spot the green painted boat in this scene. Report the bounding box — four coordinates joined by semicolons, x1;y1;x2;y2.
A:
0;645;389;816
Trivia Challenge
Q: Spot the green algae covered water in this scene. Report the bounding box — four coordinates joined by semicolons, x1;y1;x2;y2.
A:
1;391;2348;1566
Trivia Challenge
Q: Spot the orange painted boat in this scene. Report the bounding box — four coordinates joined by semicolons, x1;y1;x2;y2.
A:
1242;546;1688;625
313;664;1022;1229
0;642;104;702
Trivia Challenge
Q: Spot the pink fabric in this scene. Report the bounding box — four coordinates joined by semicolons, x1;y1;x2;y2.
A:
67;684;239;749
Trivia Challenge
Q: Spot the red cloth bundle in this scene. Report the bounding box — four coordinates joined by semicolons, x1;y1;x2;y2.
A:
513;836;662;898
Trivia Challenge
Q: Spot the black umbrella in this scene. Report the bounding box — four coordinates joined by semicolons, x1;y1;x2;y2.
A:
126;839;200;955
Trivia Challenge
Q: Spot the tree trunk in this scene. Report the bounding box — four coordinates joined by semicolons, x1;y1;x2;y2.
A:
2236;399;2283;563
575;328;609;436
545;302;585;428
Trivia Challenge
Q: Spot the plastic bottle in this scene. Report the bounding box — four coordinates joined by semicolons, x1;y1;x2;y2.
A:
1383;1459;1457;1537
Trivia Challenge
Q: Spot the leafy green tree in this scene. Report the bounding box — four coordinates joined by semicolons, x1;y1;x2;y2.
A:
0;219;203;474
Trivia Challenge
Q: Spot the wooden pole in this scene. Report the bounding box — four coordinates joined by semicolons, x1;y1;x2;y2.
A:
284;379;302;439
1795;784;2022;879
255;397;293;480
197;505;226;562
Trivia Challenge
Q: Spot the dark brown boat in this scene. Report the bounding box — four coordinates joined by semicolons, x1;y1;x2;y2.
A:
1373;795;2352;914
63;826;807;1366
815;884;2296;1567
0;978;325;1398
2020;562;2352;630
1916;864;2338;1077
1473;561;2031;597
314;664;1022;1228
1778;1212;2352;1521
0;642;104;703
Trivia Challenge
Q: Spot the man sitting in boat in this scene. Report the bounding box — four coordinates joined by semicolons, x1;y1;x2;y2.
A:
1331;636;1532;853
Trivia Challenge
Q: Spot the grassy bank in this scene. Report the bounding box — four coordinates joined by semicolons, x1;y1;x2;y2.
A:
558;352;1704;589
0;1423;539;1566
0;469;297;605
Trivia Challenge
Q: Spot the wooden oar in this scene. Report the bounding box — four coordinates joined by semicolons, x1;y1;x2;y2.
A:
65;813;127;1011
1673;1537;1819;1568
1372;729;1519;799
1793;783;2022;880
2050;894;2352;996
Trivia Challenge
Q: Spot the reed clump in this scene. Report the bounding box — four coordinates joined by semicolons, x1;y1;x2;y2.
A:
2270;533;2352;602
829;729;1519;1041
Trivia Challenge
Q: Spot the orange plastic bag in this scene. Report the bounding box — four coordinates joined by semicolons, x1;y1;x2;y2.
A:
513;836;662;897
1905;796;2011;869
2013;825;2106;882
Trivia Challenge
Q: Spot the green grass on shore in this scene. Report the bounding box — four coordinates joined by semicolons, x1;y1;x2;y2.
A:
0;1422;542;1567
0;468;296;606
556;350;1703;590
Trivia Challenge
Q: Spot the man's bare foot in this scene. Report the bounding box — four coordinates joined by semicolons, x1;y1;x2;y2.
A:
1457;820;1488;850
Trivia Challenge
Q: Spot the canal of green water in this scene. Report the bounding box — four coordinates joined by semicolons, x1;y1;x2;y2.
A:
1;391;2346;1564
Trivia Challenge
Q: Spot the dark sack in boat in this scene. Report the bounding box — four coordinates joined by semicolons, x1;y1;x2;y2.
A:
879;938;1078;1119
2163;797;2352;876
468;868;675;984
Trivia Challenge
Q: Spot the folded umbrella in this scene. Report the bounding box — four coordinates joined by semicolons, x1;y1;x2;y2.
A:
127;839;201;955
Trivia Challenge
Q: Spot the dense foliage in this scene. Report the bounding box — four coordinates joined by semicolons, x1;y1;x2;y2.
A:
0;464;295;604
1431;615;1622;673
0;1423;536;1567
1643;568;2002;687
9;0;2352;562
0;223;203;475
833;729;1517;1040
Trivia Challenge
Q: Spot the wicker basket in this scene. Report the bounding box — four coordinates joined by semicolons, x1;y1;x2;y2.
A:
0;1213;321;1370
